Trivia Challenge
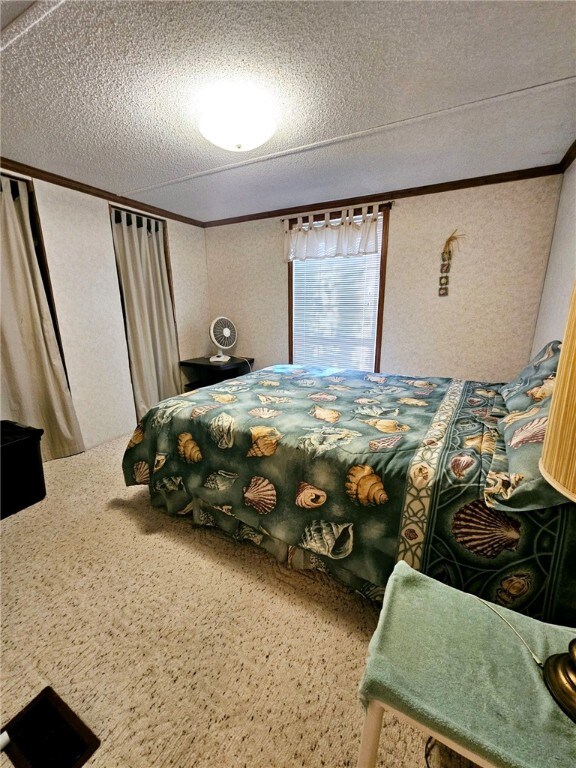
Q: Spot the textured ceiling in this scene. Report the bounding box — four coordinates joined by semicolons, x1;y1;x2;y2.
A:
1;0;575;222
0;1;34;30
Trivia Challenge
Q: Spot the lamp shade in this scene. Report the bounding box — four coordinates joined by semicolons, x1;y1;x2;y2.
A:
539;282;576;502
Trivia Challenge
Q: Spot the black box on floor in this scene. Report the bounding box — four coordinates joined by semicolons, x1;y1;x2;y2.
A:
1;420;46;519
1;686;100;768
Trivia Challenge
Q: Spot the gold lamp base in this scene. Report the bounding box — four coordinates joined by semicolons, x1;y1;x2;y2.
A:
543;638;576;723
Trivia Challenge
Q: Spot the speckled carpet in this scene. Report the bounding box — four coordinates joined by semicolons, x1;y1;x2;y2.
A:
1;436;474;768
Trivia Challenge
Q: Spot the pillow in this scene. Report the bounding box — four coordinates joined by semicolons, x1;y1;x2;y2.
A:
499;341;561;414
484;378;567;511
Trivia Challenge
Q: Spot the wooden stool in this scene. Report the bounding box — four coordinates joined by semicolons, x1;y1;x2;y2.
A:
357;562;575;768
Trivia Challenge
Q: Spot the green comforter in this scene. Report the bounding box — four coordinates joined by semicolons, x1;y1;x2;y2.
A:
123;365;576;625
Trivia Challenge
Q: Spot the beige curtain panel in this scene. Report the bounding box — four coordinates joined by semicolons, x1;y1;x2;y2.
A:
0;175;84;461
285;204;381;261
111;209;181;420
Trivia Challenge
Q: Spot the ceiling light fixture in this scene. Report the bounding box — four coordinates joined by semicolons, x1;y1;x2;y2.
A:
197;79;277;152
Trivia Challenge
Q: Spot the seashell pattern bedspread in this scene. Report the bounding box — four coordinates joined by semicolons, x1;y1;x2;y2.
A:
123;365;575;625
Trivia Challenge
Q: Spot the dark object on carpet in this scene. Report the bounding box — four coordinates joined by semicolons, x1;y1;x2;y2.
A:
0;421;46;519
1;686;100;767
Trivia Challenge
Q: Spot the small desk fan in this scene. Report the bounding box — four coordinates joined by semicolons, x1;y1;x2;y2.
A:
209;317;237;362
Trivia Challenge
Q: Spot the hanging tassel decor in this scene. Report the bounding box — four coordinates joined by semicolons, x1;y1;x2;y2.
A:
438;229;464;296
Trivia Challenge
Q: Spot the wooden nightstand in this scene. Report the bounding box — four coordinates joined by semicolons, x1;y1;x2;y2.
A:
179;356;254;391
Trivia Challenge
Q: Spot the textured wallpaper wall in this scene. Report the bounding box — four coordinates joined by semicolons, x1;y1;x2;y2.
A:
27;172;565;451
166;219;210;361
531;163;576;355
206;175;562;383
381;175;562;382
32;185;210;449
34;181;136;448
205;218;287;369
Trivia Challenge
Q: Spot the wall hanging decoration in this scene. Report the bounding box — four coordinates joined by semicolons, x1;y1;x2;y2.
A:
438;229;464;296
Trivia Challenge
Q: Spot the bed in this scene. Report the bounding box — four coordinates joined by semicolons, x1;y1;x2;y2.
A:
122;342;576;626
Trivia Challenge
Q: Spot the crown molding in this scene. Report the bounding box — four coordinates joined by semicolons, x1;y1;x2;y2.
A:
0;157;204;228
559;138;576;173
203;164;562;227
3;146;573;230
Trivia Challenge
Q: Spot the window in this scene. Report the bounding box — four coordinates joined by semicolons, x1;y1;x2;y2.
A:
290;211;387;371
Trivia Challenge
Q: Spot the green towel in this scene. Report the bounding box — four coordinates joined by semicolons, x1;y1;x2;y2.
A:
359;561;575;768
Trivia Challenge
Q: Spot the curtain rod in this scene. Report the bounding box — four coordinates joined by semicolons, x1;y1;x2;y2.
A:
109;202;166;222
0;168;32;182
283;201;393;225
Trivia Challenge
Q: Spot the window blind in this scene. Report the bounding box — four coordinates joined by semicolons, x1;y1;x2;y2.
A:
292;241;381;371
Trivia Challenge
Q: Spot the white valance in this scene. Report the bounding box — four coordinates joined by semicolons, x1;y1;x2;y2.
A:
284;204;381;261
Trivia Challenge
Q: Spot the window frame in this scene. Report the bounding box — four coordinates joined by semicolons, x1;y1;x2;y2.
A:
288;204;390;372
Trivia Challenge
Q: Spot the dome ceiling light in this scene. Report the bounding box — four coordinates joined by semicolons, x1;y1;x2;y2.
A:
197;79;278;152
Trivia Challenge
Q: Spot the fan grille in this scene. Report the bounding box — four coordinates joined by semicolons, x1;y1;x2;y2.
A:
211;317;237;348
